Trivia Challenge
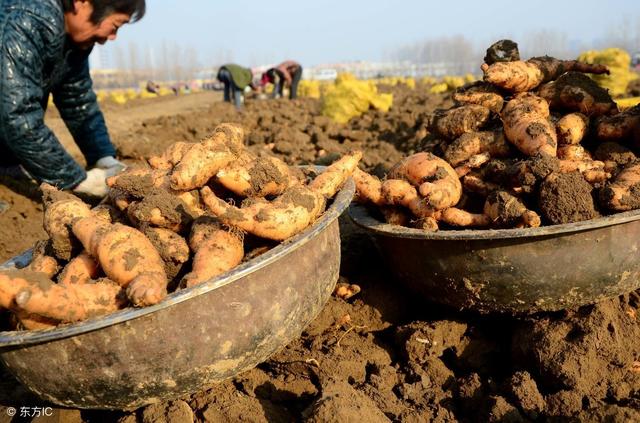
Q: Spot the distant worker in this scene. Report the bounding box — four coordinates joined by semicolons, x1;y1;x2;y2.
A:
217;64;254;109
0;0;146;198
261;61;303;100
146;80;159;94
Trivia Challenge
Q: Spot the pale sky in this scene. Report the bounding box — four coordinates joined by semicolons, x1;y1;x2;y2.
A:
95;0;640;68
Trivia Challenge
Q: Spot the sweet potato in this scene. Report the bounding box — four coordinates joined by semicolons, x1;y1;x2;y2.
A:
15;279;125;322
309;151;363;198
483;56;609;92
0;270;36;309
13;310;58;331
595;104;640;142
388;152;462;210
72;216;168;306
216;154;295;197
380;179;436;219
557;145;591;161
452;81;505;114
439;208;490;228
201;184;325;241
127;189;196;232
24;240;59;278
148;142;194;170
180;217;244;288
454;152;492;178
58;251;99;286
170;123;245;191
462;174;501;197
41;184;93;260
430;105;491;140
143;227;190;281
501;93;557;157
599;161;640;211
484;191;541;228
538;72;617;117
352;168;384;205
556;113;589;145
444;130;511;167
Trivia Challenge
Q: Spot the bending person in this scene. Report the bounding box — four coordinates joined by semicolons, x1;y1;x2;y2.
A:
0;0;145;197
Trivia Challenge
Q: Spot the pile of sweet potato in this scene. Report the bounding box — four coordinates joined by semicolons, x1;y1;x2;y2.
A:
354;40;640;230
0;123;361;330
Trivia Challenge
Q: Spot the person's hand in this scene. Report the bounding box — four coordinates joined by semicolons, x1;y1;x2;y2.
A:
95;156;126;174
73;167;111;198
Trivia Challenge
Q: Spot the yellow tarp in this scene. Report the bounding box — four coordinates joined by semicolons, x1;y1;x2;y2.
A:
321;73;393;123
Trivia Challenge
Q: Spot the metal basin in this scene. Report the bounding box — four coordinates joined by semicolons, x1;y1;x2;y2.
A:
0;179;355;410
349;203;640;314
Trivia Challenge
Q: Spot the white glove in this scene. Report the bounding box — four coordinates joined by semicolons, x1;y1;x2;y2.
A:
95;156;126;174
73;167;111;198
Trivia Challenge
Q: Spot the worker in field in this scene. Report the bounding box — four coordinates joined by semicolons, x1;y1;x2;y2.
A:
217;64;255;109
0;0;146;200
260;61;303;100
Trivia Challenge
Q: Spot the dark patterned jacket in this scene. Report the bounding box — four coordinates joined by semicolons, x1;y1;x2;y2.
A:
0;0;115;188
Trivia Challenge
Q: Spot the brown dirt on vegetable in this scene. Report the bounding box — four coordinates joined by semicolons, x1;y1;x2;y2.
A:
539;172;599;224
2;87;640;422
594;141;637;166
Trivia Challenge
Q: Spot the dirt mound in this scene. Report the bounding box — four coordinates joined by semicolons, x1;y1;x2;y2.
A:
539;172;599;224
115;84;449;174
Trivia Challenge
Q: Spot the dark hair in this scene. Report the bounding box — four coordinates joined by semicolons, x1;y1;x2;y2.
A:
60;0;146;24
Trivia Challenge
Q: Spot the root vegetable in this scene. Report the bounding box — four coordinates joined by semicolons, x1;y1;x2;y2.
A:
557;145;591;161
170;123;245;191
482;56;609;93
380;206;410;226
454;153;492;177
41;184;92;261
15;279;125;322
594;142;636;164
501;93;557;157
216;154;295;197
58;251;99;286
538;72;617;117
439;208;490;227
388;152;462;210
484;191;541;228
180;217;244;288
25;240;59;278
309;151;363;198
148;142;194;170
380;179;436;219
599;162;640;211
556;113;589;145
107;168;171;198
430;105;492;140
453;81;505;114
353;168;384;205
127;189;196;232
72;216;168;306
595;104;640;142
143;227;189;281
463;174;501;197
537;72;618;116
444;130;511;167
201;184;325;241
0;270;37;309
334;282;361;300
14;310;58;331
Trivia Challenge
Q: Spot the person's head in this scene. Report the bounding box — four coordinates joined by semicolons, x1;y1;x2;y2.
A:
260;69;276;86
61;0;146;49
